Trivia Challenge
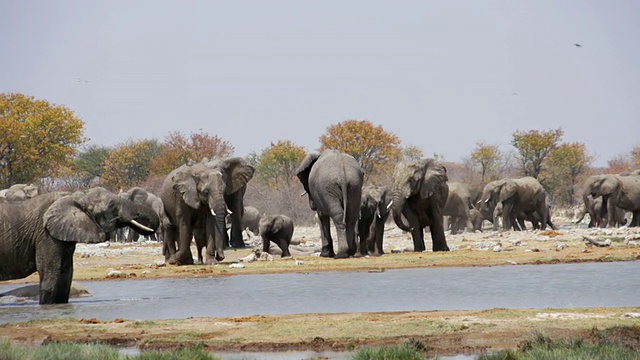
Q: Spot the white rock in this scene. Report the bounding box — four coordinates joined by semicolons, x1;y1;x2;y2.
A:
295;260;304;265
229;263;246;268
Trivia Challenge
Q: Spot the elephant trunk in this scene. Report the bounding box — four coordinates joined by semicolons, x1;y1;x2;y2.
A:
209;195;228;261
391;190;413;232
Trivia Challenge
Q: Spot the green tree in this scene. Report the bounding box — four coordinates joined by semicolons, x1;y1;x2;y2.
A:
150;131;234;175
0;93;87;187
511;128;564;179
319;120;402;178
254;140;306;188
470;142;503;183
102;139;163;190
544;142;594;205
75;145;111;186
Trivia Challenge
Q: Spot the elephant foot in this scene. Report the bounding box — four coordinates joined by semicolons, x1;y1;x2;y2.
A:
230;241;246;249
334;251;351;259
168;256;195;266
204;258;220;265
319;250;335;258
433;246;450;252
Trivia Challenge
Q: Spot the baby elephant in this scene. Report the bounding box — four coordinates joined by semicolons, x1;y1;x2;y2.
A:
259;214;294;257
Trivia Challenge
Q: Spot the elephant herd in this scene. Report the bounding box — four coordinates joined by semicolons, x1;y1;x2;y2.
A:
1;150;639;305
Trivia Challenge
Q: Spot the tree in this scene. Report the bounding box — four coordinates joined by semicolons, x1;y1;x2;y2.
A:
150;131;234;175
101;139;163;190
604;154;631;174
75;145;111;186
319;120;402;178
0;93;87;188
470;142;503;183
253;140;306;188
543;142;594;205
402;145;424;162
511;128;564;179
630;145;640;169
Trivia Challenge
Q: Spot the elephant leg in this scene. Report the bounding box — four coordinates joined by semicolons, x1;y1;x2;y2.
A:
357;219;371;256
373;217;385;255
410;226;426;252
171;224;194;265
333;218;350;259
501;202;514;231
278;238;291;257
429;206;449;252
37;241;76;304
318;215;335;257
630;212;640;227
194;227;206;264
163;225;177;261
345;219;358;257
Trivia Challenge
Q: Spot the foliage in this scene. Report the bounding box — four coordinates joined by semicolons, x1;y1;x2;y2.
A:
470;142;503;183
75;145;112;186
631;145;640;168
244;178;314;226
605;154;632;174
319;120;402;179
511;128;564;179
0;93;87;188
101;139;163;191
352;341;427;360
402;145;424;162
543;142;594;205
252;140;306;188
150;131;234;175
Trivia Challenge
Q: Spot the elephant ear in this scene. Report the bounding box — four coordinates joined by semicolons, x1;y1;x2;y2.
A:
222;157;255;194
295;153;320;192
599;176;621;196
271;216;284;233
498;179;516;203
419;159;448;199
128;187;149;204
172;168;200;209
44;192;106;243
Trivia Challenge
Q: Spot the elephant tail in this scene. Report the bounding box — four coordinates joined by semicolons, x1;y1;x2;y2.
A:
342;180;348;225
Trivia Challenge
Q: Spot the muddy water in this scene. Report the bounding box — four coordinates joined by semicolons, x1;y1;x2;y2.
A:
0;261;638;325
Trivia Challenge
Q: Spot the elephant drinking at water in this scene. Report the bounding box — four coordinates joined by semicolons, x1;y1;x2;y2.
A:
296;149;364;258
0;187;159;304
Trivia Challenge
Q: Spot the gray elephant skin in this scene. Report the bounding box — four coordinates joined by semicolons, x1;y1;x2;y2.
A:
160;157;255;265
390;158;450;252
116;187;166;242
358;185;391;256
442;182;475;234
259;214;294;257
226;205;261;236
0;183;39;201
0;281;90;301
0;187;159;304
479;177;548;231
584;173;640;227
296;149;364;258
576;194;627;228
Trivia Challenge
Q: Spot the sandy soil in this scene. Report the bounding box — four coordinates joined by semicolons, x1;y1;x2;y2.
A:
1;219;640;356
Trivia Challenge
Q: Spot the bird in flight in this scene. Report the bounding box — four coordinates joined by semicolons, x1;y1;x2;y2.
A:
574;43;582;48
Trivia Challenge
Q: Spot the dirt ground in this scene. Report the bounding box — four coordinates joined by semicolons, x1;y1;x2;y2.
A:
1;219;640;357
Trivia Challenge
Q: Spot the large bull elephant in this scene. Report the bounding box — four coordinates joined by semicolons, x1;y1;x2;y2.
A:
160;157;255;265
296;149;364;258
358;185;391;256
389;158;449;252
0;187;159;304
478;177;548;231
584;174;640;227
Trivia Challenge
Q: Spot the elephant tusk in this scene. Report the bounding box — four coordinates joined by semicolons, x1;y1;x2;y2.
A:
300;191;307;197
130;220;154;233
227;208;233;215
386;200;393;209
484;199;489;203
211;209;217;216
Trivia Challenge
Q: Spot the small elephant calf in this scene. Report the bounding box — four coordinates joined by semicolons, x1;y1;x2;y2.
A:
259;214;294;257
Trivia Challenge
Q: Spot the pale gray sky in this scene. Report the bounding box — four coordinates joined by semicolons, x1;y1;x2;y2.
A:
1;1;638;166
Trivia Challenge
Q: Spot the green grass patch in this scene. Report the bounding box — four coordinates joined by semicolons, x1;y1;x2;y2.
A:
352;339;430;360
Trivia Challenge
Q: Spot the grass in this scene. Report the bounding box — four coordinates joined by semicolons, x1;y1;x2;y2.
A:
352;339;430;360
0;340;220;360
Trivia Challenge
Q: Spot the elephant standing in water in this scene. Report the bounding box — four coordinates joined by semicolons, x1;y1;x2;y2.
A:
0;187;159;304
390;158;449;252
584;173;640;227
358;185;391;256
478;177;548;231
160;157;255;265
296;149;364;258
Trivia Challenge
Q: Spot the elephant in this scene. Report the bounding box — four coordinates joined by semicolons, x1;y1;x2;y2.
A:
357;185;391;256
0;281;90;300
295;149;364;258
575;194;627;228
117;187;166;242
258;214;294;257
0;187;159;304
442;182;475;234
389;158;450;252
478;177;548;231
584;174;640;227
227;205;261;237
0;183;39;201
449;208;484;233
160;157;255;265
493;199;557;231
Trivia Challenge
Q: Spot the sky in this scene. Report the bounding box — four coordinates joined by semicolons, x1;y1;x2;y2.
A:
1;1;639;167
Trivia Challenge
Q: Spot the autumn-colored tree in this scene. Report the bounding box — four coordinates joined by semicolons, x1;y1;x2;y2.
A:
101;139;163;190
319;120;402;179
74;145;111;186
150;131;234;175
470;142;503;183
0;93;87;187
604;154;631;174
543;142;594;205
511;128;564;179
253;140;306;188
630;145;640;169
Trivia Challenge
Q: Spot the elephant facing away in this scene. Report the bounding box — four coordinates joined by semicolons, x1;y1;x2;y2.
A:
390;158;450;252
160;157;255;265
479;177;548;231
575;194;627;228
296;149;364;258
0;187;159;304
442;182;474;234
358;185;391;256
585;174;640;227
259;214;294;257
